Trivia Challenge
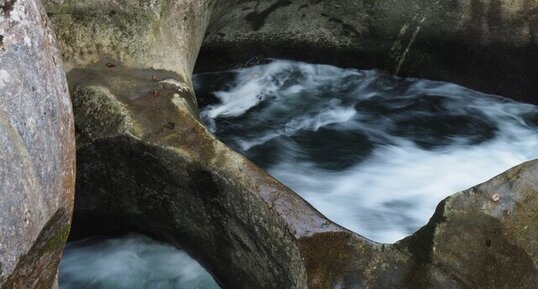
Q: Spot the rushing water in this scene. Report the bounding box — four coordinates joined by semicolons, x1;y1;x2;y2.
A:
60;59;538;289
195;59;538;243
60;234;220;289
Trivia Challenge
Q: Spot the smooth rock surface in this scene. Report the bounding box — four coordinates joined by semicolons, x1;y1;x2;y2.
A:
0;0;75;288
43;0;538;288
67;66;313;289
199;0;538;104
68;67;538;289
44;0;219;83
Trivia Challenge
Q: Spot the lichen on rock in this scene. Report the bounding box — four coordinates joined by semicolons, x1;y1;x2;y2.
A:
0;0;75;288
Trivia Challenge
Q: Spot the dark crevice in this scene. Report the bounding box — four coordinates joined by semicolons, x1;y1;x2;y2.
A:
394;198;448;289
396;198;447;266
245;0;292;30
1;0;16;16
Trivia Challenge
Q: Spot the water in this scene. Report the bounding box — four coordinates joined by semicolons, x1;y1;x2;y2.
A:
195;59;538;243
60;59;538;288
60;234;220;289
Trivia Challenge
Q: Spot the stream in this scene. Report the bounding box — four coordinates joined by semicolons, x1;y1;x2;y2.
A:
60;59;538;289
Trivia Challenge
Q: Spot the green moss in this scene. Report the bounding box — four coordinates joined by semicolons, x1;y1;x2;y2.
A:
44;224;71;252
47;1;164;67
1;209;70;288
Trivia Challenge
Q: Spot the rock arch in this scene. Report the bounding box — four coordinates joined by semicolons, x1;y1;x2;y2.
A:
1;0;537;288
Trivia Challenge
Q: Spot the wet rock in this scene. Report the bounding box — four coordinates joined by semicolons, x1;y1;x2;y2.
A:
42;1;312;288
394;160;538;289
67;67;538;289
198;0;538;104
297;161;538;289
43;0;538;288
67;65;316;289
0;0;75;288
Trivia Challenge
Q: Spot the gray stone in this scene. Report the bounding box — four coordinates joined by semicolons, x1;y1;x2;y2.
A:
0;0;75;288
66;64;538;289
199;0;538;104
40;0;538;288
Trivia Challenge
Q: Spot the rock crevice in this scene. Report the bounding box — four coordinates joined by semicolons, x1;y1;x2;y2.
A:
1;0;536;288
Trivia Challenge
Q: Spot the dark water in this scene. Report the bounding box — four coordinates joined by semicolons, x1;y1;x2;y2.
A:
196;59;538;242
60;60;538;289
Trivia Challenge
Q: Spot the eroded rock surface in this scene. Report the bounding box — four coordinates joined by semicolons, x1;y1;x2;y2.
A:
200;0;538;104
44;0;219;82
0;0;75;288
68;67;311;289
67;65;538;289
41;0;538;288
393;161;538;289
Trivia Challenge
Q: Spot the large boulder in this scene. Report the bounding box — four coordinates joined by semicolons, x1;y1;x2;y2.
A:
67;64;538;289
44;0;220;80
43;0;538;288
67;67;313;289
0;0;75;288
395;161;538;289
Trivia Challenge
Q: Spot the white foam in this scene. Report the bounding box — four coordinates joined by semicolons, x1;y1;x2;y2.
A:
271;133;538;242
198;59;538;243
60;234;219;289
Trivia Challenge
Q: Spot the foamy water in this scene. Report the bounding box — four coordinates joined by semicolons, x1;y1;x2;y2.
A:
196;59;538;242
60;60;538;288
60;234;219;289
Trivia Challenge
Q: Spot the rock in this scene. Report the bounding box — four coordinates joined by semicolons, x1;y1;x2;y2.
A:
198;0;538;104
42;0;537;288
394;160;538;289
66;64;314;289
43;0;219;81
0;1;75;288
66;64;538;289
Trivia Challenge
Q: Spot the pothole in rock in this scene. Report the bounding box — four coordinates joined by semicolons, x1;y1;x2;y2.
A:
59;59;538;289
194;59;538;243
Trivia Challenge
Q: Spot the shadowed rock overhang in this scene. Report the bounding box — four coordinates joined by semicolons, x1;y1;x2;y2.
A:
5;0;534;288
